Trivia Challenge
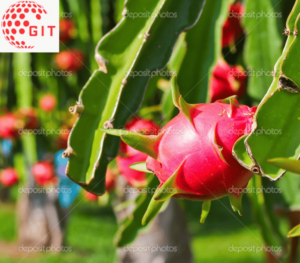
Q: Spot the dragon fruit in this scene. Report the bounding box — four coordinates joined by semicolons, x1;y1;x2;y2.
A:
103;78;256;224
59;19;76;43
116;118;160;187
32;162;56;186
0;168;19;187
55;50;84;72
0;113;21;139
39;94;57;112
84;191;98;202
105;169;117;192
222;2;244;48
210;60;247;102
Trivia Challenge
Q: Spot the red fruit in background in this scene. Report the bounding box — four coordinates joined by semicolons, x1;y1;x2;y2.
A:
84;191;98;202
32;162;56;186
56;126;71;149
105;169;117;192
39;94;57;112
0;113;21;139
209;60;247;102
15;107;39;130
55;50;84;72
0;168;18;187
59;19;76;43
116;118;160;187
222;2;244;47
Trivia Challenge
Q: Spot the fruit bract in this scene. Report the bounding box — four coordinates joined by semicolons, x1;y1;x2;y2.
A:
116;118;160;187
0;168;19;187
210;60;247;102
103;78;256;224
222;2;244;48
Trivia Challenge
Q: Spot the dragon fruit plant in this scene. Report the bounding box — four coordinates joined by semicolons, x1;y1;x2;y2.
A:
103;78;256;223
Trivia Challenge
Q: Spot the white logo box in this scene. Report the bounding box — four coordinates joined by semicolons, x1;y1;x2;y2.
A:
0;0;59;53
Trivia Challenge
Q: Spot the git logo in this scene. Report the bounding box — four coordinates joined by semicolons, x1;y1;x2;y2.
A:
0;0;59;52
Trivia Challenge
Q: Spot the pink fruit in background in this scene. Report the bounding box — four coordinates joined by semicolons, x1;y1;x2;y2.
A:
59;19;76;43
39;94;57;112
55;50;84;72
105;169;117;192
222;2;244;47
0;168;18;187
84;191;98;202
0;113;21;139
104;79;256;224
116;118;160;187
210;60;247;102
32;162;56;186
15;107;38;130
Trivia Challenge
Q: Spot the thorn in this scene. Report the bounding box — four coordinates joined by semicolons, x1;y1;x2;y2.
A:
283;28;290;36
104;119;114;129
294;30;298;36
62;147;76;159
69;103;84;115
95;53;108;73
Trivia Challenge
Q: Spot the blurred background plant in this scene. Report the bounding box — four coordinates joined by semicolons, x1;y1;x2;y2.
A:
0;0;299;262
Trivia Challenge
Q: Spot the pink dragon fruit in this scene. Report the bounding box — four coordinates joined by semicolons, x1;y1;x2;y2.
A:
32;162;57;186
84;191;98;202
105;169;117;192
116;118;160;187
222;2;244;48
210;60;247;102
103;78;256;224
0;168;19;187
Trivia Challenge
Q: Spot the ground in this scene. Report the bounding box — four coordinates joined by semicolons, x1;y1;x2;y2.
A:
0;196;286;263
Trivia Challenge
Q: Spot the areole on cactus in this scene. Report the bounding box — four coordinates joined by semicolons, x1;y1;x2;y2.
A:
102;77;256;225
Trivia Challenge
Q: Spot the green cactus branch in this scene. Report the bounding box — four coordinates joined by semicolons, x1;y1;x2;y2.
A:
66;0;207;195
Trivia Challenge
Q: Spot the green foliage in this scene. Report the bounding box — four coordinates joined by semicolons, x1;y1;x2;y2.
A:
67;0;207;195
243;0;282;100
